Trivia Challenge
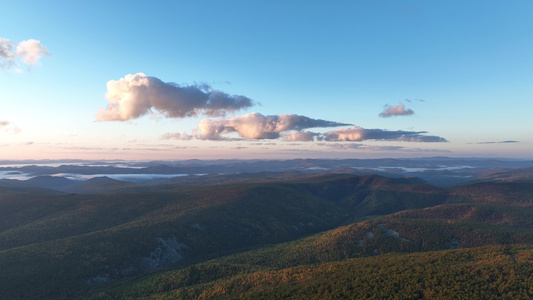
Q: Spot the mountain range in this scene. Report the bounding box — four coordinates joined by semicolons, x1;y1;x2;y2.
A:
0;158;532;299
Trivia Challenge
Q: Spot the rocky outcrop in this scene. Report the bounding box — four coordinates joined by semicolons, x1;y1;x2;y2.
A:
141;235;189;271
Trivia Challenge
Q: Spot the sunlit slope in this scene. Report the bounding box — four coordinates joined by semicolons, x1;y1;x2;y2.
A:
94;245;533;300
209;204;533;270
87;216;533;299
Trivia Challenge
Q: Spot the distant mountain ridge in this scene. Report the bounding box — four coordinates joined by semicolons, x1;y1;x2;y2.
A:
2;157;533;187
62;176;137;194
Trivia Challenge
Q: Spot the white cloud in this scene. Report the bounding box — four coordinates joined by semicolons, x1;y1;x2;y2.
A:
197;112;351;140
15;39;50;65
162;132;193;140
379;104;414;118
188;115;446;143
0;120;21;134
97;73;255;121
0;38;49;70
281;130;319;142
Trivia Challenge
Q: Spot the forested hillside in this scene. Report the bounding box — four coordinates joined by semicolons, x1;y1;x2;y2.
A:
0;173;532;299
92;245;533;300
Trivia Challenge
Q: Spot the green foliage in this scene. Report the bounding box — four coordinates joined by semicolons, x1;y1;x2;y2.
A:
92;245;533;300
2;174;533;299
448;181;533;206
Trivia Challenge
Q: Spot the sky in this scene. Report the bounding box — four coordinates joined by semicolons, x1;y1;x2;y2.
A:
1;0;532;161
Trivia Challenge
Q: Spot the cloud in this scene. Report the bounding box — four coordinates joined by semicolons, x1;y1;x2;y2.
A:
6;127;22;134
15;39;50;65
97;73;255;121
404;98;425;103
379;104;414;118
327;143;365;150
162;132;193;140
1;38;50;70
473;140;520;144
325;143;406;151
281;130;320;142
0;120;21;134
193;114;446;143
323;126;447;143
325;143;451;153
197;112;352;140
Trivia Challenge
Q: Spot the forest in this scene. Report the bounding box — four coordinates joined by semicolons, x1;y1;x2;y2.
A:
0;169;532;299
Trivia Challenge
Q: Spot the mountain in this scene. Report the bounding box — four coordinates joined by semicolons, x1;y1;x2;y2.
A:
62;176;137;194
0;172;532;299
25;175;76;190
0;175;74;191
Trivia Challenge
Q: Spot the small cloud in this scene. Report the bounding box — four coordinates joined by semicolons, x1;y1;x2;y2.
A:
6;127;22;134
97;73;255;121
326;143;405;151
197;112;351;140
362;145;405;151
162;132;193;140
327;143;365;150
404;98;425;103
162;132;182;140
473;140;520;144
1;38;50;70
379;104;414;118
0;120;22;134
405;148;453;153
15;39;50;65
281;130;320;142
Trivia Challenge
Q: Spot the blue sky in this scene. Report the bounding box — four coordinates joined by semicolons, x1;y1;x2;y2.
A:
1;0;532;160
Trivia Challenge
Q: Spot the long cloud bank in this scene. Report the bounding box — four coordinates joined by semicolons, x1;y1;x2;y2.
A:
97;73;254;121
197;112;352;140
0;38;49;70
184;113;447;143
322;126;447;142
